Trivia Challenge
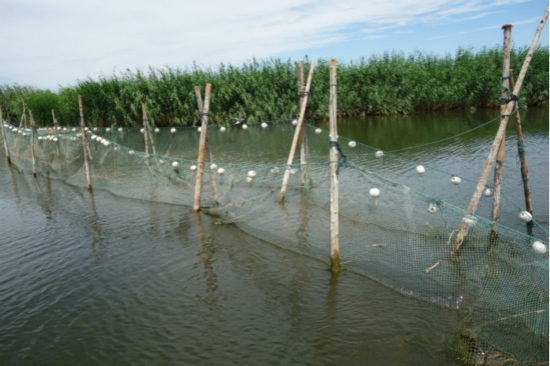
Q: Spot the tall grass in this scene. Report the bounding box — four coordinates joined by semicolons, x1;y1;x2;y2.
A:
1;46;547;127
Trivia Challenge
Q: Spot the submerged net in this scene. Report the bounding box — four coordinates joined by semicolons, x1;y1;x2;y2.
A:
2;119;548;364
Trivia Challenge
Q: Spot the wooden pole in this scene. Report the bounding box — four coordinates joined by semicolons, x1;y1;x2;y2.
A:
141;104;157;157
52;109;58;135
450;7;548;258
78;95;92;191
297;61;310;186
491;24;513;237
0;107;11;165
141;103;150;155
509;69;533;215
194;86;218;206
19;101;27;129
278;61;316;203
329;59;340;273
29;110;37;177
193;84;212;212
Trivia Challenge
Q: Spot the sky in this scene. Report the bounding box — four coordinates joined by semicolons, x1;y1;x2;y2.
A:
1;0;548;91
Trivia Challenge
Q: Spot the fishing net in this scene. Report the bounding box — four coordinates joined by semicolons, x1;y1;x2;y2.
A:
2;119;548;364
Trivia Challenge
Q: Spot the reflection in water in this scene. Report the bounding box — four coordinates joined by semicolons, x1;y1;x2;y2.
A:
194;212;220;311
314;271;339;365
87;190;106;263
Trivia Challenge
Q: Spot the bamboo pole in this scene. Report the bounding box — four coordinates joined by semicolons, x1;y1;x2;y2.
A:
193;84;212;212
141;103;150;155
52;109;58;135
329;59;340;273
297;61;311;186
490;24;513;237
278;61;316;203
19;101;27;129
508;69;533;215
141;104;157;157
78;95;92;191
0;107;11;165
194;86;219;206
29;110;37;177
450;6;548;258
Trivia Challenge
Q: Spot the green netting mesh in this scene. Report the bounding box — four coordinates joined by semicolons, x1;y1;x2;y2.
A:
2;119;548;364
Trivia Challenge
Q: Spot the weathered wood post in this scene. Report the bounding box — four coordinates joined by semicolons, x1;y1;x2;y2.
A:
29;110;37;177
491;24;513;238
78;95;92;191
509;69;533;215
194;86;219;206
278;62;316;203
141;104;157;157
296;61;311;186
141;103;150;155
19;101;28;129
450;6;548;258
329;59;340;273
193;84;212;212
0;107;11;165
52;110;58;135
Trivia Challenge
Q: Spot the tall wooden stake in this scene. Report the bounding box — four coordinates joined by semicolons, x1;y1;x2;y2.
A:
193;84;212;212
29;110;37;177
509;69;533;215
194;85;218;206
141;103;150;155
78;95;92;191
491;24;513;237
52;110;58;135
329;59;340;273
141;104;157;157
0;107;11;165
297;61;310;186
450;6;548;258
19;101;28;129
278;61;316;203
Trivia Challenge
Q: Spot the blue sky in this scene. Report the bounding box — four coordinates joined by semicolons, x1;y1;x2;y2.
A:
0;0;547;91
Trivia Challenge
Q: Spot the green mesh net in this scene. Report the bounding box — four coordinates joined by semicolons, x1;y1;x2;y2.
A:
2;119;548;364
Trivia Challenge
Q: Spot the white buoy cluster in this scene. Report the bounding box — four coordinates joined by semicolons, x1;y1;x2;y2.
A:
246;170;256;183
89;134;111;147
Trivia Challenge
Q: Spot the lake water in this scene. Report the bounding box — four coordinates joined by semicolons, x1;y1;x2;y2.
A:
1;107;547;365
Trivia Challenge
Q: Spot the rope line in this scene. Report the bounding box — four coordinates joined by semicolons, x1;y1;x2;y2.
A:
329;140;347;174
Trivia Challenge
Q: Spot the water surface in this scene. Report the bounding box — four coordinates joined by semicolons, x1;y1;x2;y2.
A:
1;107;547;365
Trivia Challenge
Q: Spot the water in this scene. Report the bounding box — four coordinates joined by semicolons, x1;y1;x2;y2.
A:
1;108;548;365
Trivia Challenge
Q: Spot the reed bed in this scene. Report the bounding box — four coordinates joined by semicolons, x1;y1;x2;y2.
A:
1;46;548;127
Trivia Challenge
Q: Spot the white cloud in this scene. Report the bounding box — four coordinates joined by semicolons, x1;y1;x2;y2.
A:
0;0;543;90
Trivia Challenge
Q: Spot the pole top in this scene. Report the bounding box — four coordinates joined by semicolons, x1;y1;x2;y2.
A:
501;24;513;29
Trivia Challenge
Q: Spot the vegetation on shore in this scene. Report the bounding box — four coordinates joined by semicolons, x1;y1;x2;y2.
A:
1;46;548;127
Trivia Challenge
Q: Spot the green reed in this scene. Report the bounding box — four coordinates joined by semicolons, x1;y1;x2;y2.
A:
1;46;547;127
